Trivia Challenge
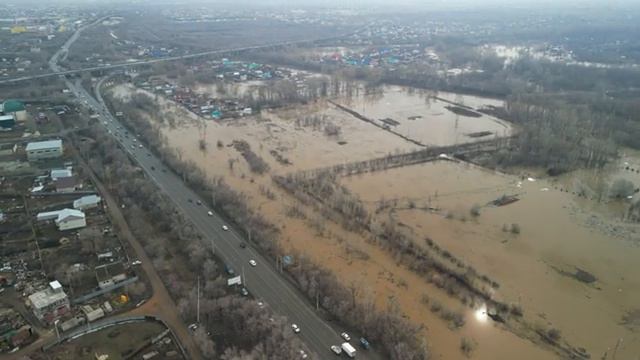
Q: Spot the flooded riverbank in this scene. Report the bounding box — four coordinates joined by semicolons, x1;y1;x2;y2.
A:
342;160;640;359
107;80;640;359
337;85;512;146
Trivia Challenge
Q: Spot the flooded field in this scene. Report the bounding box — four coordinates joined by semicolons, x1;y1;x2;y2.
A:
109;80;640;359
341;160;640;359
337;85;511;146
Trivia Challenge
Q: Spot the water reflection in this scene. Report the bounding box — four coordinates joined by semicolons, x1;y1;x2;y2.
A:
475;305;488;323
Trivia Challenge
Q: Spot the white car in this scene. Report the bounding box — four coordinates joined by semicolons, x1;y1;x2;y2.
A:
299;350;308;359
291;324;300;333
207;211;213;216
331;345;342;355
249;259;257;267
341;332;351;341
138;144;143;148
222;225;229;231
131;260;142;265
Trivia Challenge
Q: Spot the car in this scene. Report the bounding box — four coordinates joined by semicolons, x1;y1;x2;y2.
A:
299;350;308;359
161;169;167;172
130;145;135;149
138;144;143;148
147;153;151;156
188;199;193;203
291;324;300;333
151;166;155;171
331;345;342;355
249;259;257;267
222;225;229;231
131;260;142;265
341;332;351;341
240;287;249;296
257;301;264;307
224;265;235;276
188;323;198;332
196;200;202;205
240;243;247;249
133;138;137;142
360;337;370;349
207;211;213;216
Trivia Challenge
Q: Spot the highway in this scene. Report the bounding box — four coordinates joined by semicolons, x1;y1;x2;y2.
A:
64;76;382;360
47;18;380;360
0;20;365;85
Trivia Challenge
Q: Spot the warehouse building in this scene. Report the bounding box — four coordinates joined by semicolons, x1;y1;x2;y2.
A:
25;139;63;161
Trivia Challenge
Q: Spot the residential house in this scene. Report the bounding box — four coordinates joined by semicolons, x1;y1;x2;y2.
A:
27;281;70;324
73;195;101;210
54;176;76;193
50;168;72;181
36;209;86;230
55;209;86;231
0;114;15;129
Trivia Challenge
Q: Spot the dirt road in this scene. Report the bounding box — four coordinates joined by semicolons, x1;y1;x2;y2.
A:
3;144;203;360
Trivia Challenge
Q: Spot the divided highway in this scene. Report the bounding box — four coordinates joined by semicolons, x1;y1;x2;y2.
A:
47;17;381;359
66;77;381;360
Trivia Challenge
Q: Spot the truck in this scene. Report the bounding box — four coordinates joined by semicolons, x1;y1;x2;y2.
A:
341;342;356;358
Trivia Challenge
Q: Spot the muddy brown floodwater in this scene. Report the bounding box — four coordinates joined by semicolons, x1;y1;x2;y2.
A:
111;82;640;359
337;85;512;146
342;160;640;359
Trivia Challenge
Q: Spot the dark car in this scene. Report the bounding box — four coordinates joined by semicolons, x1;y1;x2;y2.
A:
240;243;247;249
151;166;155;170
360;337;370;349
224;265;235;276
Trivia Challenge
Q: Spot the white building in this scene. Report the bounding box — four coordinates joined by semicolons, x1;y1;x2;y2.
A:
36;208;86;230
27;281;70;324
73;195;102;210
50;168;72;181
55;209;86;231
25;139;63;161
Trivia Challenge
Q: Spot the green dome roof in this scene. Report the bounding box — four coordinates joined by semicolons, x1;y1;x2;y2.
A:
3;100;25;113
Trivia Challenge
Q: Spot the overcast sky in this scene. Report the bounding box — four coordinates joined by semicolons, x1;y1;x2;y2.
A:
7;0;639;13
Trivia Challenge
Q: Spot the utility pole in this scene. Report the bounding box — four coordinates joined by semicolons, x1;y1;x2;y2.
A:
54;320;60;341
210;236;215;255
196;276;200;324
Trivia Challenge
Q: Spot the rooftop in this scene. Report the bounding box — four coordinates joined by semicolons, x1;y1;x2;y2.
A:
54;176;76;189
57;208;85;221
2;100;25;113
25;139;62;152
73;195;101;208
28;283;68;310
